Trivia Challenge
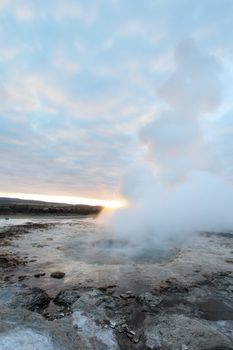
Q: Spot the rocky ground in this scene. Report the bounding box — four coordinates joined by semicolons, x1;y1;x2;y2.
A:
0;220;233;349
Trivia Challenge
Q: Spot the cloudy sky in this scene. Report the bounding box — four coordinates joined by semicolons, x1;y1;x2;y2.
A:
0;0;233;206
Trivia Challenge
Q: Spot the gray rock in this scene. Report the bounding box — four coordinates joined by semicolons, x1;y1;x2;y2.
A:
0;282;50;311
144;314;233;350
72;288;116;318
72;289;120;349
0;254;23;268
138;292;162;308
73;311;120;350
0;306;94;350
54;289;82;306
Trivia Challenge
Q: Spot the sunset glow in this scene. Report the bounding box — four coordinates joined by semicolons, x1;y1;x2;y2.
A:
0;192;128;210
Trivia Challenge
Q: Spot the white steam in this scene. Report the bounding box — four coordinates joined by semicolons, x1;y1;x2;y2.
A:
103;39;233;248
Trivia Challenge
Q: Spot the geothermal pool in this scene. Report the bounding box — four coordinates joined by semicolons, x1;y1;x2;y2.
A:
1;216;232;295
1;215;233;350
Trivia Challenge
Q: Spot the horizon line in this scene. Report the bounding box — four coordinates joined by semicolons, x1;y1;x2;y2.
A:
0;192;127;209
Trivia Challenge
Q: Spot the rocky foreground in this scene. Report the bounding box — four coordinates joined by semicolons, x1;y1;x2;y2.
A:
0;272;233;350
0;219;233;349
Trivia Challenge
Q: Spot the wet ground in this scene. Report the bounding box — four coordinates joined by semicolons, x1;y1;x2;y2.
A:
0;215;180;294
0;215;233;349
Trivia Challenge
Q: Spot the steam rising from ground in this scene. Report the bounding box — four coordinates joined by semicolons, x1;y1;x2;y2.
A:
102;39;233;248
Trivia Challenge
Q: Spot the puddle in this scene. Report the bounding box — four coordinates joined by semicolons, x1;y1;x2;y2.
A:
197;299;233;321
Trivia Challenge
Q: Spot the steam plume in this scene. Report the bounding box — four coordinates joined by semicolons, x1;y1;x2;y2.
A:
103;39;233;248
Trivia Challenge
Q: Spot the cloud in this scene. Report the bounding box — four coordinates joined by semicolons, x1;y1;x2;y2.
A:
0;47;20;61
117;20;147;37
52;55;80;74
0;0;233;204
0;0;99;24
150;51;174;73
53;1;98;24
14;4;34;21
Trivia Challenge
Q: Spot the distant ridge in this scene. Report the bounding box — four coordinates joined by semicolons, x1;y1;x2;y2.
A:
0;197;69;206
0;197;103;216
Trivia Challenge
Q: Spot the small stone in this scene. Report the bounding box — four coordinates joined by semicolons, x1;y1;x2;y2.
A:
50;272;65;279
18;275;27;281
132;335;140;344
34;273;45;278
154;278;178;292
127;333;134;340
181;345;188;350
126;331;140;343
116;326;124;333
110;321;116;328
225;258;233;264
120;293;126;299
99;284;117;292
120;293;134;299
128;330;136;336
117;323;128;332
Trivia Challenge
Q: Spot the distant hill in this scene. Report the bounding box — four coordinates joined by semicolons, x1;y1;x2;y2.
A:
0;197;72;207
0;197;103;216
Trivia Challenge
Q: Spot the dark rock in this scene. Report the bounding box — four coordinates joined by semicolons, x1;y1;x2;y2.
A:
99;284;117;292
18;275;27;281
50;271;65;279
154;278;189;293
0;254;22;268
120;291;135;300
225;258;233;264
34;272;46;278
126;330;140;343
10;287;51;311
0;281;51;312
0;223;54;242
54;289;82;306
131;335;140;344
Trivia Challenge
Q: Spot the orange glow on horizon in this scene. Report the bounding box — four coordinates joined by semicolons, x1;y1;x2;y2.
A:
0;192;128;210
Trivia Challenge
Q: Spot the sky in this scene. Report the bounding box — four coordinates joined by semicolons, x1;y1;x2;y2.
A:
0;0;233;206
